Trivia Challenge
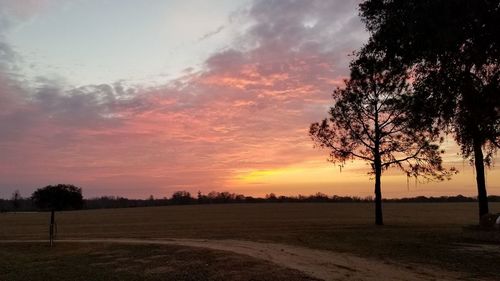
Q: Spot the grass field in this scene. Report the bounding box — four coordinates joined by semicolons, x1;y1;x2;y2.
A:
1;203;500;280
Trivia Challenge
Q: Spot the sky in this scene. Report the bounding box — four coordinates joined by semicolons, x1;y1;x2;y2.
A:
0;0;498;199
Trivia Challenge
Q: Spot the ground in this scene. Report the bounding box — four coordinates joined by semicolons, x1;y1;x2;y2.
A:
1;203;499;280
0;242;317;281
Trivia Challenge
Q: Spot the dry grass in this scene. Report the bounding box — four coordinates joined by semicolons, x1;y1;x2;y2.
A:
0;243;317;281
1;202;499;279
1;203;493;239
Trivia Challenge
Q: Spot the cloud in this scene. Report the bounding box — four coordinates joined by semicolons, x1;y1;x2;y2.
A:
199;25;225;41
0;0;370;198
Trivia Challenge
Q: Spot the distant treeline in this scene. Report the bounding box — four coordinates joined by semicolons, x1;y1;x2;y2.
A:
1;191;500;212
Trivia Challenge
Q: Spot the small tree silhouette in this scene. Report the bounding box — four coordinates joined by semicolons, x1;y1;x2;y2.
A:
170;191;193;205
32;184;83;246
310;54;454;225
11;190;21;213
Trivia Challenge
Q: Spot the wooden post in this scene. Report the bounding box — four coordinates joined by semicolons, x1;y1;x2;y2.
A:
49;209;55;247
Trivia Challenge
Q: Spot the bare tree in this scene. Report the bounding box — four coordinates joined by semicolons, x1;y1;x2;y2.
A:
310;54;455;225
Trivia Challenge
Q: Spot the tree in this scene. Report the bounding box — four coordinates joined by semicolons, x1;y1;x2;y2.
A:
31;184;83;246
170;191;193;205
147;195;155;206
32;184;84;211
310;54;453;225
359;0;499;220
11;190;21;212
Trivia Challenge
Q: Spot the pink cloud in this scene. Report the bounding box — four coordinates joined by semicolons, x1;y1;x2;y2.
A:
0;0;369;198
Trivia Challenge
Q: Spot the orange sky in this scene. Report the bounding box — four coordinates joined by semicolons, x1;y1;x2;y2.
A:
0;0;498;199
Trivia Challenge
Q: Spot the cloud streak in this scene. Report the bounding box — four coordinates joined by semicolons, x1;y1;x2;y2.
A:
199;25;226;41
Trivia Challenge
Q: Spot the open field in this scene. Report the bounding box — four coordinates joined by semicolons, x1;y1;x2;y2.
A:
1;203;500;280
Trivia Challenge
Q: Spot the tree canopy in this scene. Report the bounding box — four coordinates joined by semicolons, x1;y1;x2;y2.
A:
359;0;499;218
170;190;193;205
31;184;84;211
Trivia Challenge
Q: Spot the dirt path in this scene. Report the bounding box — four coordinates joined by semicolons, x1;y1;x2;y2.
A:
1;238;462;281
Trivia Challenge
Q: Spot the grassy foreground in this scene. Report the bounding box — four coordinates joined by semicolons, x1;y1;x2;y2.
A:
1;203;499;279
0;243;316;281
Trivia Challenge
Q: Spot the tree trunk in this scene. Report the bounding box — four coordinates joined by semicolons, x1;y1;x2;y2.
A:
49;209;55;247
374;155;383;226
473;138;489;219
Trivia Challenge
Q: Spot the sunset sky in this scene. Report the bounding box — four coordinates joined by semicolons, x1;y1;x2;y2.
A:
0;0;498;199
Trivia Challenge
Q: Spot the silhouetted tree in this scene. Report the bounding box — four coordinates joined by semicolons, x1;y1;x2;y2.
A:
32;184;83;211
32;184;83;246
147;195;155;206
170;191;193;205
310;54;453;225
265;193;277;202
11;190;21;212
359;0;499;220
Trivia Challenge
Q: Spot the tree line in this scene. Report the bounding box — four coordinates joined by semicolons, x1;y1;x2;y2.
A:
311;0;499;225
2;188;500;213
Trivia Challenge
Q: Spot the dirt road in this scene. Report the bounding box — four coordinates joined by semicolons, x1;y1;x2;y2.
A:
1;238;462;281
